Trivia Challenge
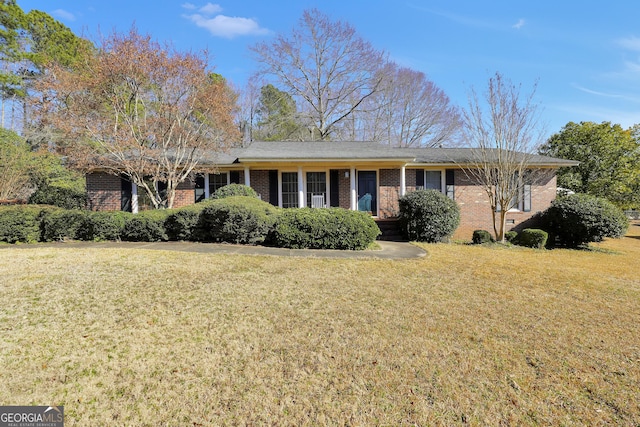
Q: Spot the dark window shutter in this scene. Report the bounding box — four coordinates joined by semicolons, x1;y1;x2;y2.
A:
269;170;279;206
445;169;455;200
415;169;424;189
330;169;340;207
120;177;132;212
195;175;205;203
230;171;240;184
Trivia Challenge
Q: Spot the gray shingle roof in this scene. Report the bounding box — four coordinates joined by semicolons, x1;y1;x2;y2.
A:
214;141;579;167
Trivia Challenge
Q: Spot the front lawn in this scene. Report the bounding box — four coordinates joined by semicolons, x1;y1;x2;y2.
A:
1;225;639;425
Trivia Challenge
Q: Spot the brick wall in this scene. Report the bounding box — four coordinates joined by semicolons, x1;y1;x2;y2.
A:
86;172;121;211
379;169;400;218
250;170;270;201
172;180;196;208
453;170;557;240
337;170;351;209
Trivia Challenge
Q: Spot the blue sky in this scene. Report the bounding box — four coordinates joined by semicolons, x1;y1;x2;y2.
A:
18;0;640;136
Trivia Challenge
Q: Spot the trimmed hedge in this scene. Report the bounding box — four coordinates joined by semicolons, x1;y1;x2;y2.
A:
398;190;460;242
121;210;169;242
211;184;259;199
83;211;130;241
41;209;88;241
28;184;86;210
539;194;629;248
272;208;380;250
472;229;493;244
199;196;279;244
165;203;211;241
518;228;548;249
0;205;54;243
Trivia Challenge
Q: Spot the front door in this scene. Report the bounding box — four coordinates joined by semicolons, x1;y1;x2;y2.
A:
357;171;377;215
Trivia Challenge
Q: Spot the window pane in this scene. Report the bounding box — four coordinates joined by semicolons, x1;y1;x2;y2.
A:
209;173;228;195
306;172;326;207
282;172;298;208
425;171;442;191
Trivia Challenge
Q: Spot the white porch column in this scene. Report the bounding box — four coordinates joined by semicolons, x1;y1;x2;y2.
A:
298;166;305;208
244;167;251;187
400;165;406;197
131;182;139;214
350;167;357;210
204;174;210;199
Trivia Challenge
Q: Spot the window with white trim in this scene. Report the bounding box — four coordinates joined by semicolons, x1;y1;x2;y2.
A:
281;172;298;208
306;171;326;208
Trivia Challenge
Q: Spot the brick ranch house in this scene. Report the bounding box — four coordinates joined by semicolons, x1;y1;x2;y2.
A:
86;141;578;239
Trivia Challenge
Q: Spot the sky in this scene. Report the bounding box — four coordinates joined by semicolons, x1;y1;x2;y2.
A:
17;0;640;137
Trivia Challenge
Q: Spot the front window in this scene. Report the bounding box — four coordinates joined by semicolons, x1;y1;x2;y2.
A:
209;172;229;195
425;170;442;191
281;172;298;208
306;171;326;208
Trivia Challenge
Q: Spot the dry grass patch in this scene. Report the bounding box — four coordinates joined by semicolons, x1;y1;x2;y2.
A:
0;225;639;425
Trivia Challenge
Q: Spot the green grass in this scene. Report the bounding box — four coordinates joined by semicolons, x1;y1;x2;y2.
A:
0;225;639;425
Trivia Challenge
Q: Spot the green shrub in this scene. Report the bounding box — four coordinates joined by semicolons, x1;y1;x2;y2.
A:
0;205;53;243
83;211;130;241
517;228;548;249
200;196;279;244
472;229;493;244
121;210;169;242
505;231;518;244
398;190;460;242
539;194;629;248
41;209;88;241
28;184;86;210
211;183;259;199
272;208;380;250
165;202;212;241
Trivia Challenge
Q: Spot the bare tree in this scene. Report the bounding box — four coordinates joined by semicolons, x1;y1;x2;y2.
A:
361;63;463;147
250;8;386;141
461;72;547;242
32;28;240;209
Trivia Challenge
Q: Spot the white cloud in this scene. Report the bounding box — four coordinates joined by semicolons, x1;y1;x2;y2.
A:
199;3;223;15
181;3;197;10
186;13;269;39
617;36;640;51
512;19;525;30
51;9;75;22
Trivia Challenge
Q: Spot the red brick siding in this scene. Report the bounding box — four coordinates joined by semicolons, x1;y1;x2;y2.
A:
250;170;270;201
379;169;400;218
337;170;351;209
86;172;121;211
453;170;557;240
172;180;196;209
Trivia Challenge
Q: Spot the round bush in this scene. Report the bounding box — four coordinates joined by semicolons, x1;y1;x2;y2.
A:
398;190;460;242
540;193;629;248
505;231;518;244
517;228;548;249
272;208;380;250
211;183;258;199
121;210;169;242
200;196;279;244
472;229;493;244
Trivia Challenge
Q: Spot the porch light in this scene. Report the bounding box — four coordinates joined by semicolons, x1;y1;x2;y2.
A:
345;171;349;178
